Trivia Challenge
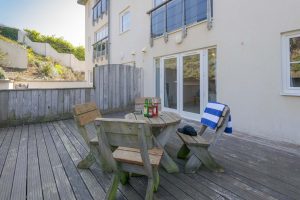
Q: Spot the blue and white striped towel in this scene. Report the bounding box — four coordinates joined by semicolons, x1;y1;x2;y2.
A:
200;102;232;134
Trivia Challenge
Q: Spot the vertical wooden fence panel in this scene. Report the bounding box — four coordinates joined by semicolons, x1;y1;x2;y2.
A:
0;88;94;127
94;64;143;113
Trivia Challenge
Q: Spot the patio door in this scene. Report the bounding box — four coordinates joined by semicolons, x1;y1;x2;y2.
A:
161;48;216;120
180;52;204;119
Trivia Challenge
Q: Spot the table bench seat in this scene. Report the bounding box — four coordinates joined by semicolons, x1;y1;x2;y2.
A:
177;132;209;147
113;147;163;167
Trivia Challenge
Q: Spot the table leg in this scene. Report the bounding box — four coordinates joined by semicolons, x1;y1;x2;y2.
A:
154;125;179;173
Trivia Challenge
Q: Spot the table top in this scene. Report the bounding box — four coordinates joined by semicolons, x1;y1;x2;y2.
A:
125;111;181;128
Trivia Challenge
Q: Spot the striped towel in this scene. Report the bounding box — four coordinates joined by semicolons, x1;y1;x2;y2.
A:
200;102;232;134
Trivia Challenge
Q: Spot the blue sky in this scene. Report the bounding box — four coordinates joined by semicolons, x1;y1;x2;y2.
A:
0;0;85;46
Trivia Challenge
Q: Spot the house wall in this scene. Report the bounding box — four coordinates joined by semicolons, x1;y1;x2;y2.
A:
84;0;109;83
0;39;28;69
80;0;300;144
104;0;300;144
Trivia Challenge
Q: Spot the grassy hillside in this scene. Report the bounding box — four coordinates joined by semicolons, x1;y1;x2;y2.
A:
25;29;85;61
0;26;85;61
0;35;84;81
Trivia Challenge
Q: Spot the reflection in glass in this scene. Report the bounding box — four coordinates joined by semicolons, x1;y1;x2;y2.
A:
290;63;300;87
151;6;165;37
290;37;300;62
183;54;200;114
185;0;207;25
164;58;177;109
208;48;217;101
167;0;183;32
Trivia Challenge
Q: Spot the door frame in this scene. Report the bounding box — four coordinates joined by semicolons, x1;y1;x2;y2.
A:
160;48;211;120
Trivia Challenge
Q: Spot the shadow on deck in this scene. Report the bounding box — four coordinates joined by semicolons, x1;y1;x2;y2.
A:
0;112;299;200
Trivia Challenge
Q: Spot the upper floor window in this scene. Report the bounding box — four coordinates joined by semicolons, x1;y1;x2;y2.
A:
93;0;107;23
93;25;108;60
120;10;130;33
282;31;300;95
95;24;108;42
150;0;212;38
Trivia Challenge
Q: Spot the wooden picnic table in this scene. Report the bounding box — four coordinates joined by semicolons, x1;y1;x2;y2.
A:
125;111;181;173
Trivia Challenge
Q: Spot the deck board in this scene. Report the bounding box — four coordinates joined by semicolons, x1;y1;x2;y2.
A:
0;116;299;200
11;125;29;200
35;123;60;200
41;123;76;200
27;124;43;200
0;126;21;200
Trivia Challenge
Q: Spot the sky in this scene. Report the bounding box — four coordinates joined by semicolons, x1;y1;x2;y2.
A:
0;0;85;46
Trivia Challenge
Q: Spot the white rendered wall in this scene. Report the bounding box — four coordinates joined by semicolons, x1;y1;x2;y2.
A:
104;0;300;144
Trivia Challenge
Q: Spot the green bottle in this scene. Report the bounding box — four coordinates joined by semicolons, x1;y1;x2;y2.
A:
144;98;149;117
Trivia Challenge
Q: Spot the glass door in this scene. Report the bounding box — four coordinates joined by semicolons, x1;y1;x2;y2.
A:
160;48;217;119
162;56;179;111
180;52;202;119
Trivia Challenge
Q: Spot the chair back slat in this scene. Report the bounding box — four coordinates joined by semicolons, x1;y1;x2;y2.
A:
216;106;230;129
73;102;101;126
95;118;153;149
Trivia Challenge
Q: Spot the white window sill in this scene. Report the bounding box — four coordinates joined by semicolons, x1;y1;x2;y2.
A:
120;29;130;35
280;90;300;96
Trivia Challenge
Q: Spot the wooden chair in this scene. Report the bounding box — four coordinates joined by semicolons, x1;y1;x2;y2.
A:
95;118;163;200
73;102;111;171
135;97;161;112
177;106;230;173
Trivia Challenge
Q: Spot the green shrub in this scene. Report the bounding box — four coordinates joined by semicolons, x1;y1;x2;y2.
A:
25;29;85;61
0;67;5;79
54;64;63;75
0;26;18;41
40;62;53;77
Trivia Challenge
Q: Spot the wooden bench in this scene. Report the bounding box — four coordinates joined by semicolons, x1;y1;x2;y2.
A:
95;118;163;200
73;102;111;171
177;106;230;173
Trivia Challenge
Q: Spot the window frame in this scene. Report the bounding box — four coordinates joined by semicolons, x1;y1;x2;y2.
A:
120;10;131;33
281;31;300;96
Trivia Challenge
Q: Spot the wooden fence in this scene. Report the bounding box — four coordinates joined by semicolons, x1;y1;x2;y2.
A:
94;64;143;112
0;64;143;127
0;88;95;127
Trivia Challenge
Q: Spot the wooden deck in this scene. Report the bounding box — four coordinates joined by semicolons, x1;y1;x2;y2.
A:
0;114;299;200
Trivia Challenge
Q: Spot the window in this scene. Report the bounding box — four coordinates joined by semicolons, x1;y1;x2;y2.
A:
92;0;107;23
150;0;212;38
208;48;217;101
120;11;130;33
151;7;165;37
95;25;108;42
185;0;207;25
282;32;300;95
166;0;183;32
155;58;161;97
154;0;165;7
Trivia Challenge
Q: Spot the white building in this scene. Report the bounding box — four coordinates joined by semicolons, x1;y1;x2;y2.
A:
78;0;300;144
